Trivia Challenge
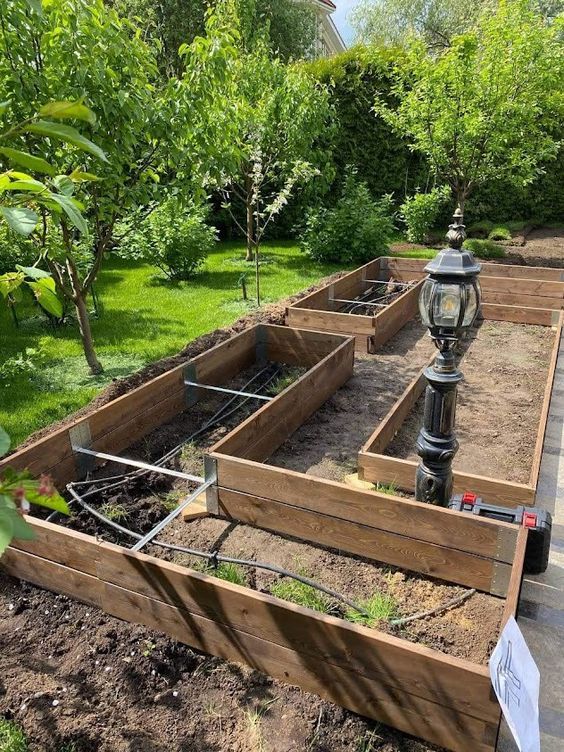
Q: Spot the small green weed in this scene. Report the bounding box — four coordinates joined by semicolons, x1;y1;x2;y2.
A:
374;481;397;496
179;442;202;474
267;368;301;396
0;718;27;752
99;502;128;522
207;562;247;586
462;238;505;259
161;490;183;512
346;592;398;627
270;577;331;613
356;728;381;752
142;640;157;657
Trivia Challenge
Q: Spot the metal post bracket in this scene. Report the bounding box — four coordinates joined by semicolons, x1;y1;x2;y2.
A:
204;454;219;515
184;363;199;408
69;421;95;477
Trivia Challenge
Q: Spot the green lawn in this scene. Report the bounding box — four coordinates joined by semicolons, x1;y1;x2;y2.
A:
1;240;346;448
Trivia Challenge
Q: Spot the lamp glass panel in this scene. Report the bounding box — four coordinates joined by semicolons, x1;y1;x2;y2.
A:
462;282;479;327
419;279;434;326
433;283;461;328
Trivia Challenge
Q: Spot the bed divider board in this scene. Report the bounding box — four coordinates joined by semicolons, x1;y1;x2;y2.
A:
358;310;564;507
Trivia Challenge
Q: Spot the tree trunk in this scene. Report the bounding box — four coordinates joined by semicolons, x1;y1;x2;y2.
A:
66;256;103;375
245;175;255;262
74;293;103;375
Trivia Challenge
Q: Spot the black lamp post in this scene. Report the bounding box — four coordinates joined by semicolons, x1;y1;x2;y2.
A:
415;208;481;506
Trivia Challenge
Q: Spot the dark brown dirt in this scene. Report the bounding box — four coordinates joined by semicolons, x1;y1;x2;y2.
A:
386;320;553;483
268;319;435;481
0;573;441;752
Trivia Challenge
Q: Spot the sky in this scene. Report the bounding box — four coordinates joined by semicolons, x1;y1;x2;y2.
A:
331;0;362;46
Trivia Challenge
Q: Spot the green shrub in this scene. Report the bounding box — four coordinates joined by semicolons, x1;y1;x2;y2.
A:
400;186;451;243
300;170;394;264
118;199;217;280
488;225;512;241
462;238;506;259
466;220;494;238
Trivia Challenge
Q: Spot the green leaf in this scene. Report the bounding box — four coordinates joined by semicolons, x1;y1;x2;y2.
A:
3;178;46;193
49;193;87;234
10;512;36;541
26;121;108;163
0;206;39;236
39;101;96;125
0;510;14;556
25;487;69;514
16;265;51;280
53;175;74;196
0;101;11;117
0;426;10;457
69;169;99;182
0;147;56;176
0;272;25;298
28;278;63;317
24;0;43;14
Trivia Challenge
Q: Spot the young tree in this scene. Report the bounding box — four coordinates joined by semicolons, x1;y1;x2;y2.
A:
0;0;238;373
375;0;564;212
215;31;331;308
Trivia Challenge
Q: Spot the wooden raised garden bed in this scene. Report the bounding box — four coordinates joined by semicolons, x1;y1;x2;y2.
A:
1;321;528;752
358;310;564;507
286;257;564;353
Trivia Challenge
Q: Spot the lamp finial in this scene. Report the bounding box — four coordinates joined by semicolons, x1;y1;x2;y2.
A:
446;205;466;250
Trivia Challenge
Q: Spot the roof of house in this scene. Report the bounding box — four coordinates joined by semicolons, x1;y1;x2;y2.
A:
317;0;337;9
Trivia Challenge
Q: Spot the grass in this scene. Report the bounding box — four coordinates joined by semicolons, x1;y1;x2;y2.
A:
99;502;128;522
1;240;346;447
0;719;27;752
270;576;332;613
374;481;397;496
462;238;506;259
206;562;247;586
345;592;399;628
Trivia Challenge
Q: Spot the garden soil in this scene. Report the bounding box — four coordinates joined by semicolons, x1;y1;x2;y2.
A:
385;320;553;484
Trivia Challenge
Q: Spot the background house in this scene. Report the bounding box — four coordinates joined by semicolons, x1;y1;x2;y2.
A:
309;0;346;56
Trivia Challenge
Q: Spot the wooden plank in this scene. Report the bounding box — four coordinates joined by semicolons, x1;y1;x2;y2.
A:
481;291;563;310
529;310;564;490
5;524;500;729
265;324;364;365
286;307;376;334
210;339;354;462
501;527;527;629
383;257;563;282
480;303;554;326
216;488;509;594
213;454;518;562
371;280;423;350
359;453;536;507
363;359;430;455
479;276;564;299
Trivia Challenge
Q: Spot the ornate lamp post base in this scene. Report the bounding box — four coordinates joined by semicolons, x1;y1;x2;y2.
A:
415;345;462;506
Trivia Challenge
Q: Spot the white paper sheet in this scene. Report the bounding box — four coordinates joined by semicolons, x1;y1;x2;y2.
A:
489;615;540;752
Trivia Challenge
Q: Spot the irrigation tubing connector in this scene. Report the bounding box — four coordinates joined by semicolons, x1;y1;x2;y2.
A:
66;485;371;619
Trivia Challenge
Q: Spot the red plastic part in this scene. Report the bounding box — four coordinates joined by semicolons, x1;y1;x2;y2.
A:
461;492;478;505
523;512;538;528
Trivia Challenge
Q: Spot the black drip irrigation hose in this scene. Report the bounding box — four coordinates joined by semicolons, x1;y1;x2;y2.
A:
66;486;371;619
64;366;280;501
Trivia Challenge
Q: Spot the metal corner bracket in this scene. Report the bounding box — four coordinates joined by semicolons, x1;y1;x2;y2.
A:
204;454;219;515
69;420;95;478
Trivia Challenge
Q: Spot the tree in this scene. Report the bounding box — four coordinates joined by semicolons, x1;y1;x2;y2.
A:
375;0;564;212
0;0;239;373
351;0;493;50
236;0;318;62
0;100;106;325
217;39;331;307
